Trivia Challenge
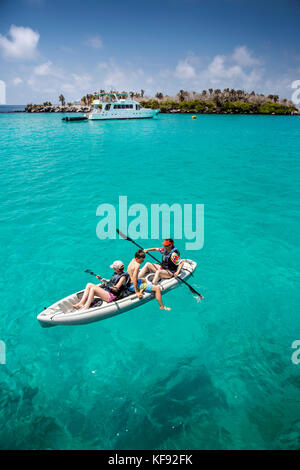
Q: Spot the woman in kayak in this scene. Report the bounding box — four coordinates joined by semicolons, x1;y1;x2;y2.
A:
138;239;184;284
72;260;130;310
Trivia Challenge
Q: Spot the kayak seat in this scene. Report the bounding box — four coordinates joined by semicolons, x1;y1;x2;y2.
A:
76;291;103;308
145;273;163;284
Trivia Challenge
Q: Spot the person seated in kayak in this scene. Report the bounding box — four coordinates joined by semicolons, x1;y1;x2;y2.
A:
138;238;184;284
127;250;171;311
72;260;130;310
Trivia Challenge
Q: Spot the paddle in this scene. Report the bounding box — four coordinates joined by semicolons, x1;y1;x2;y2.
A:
116;229;204;300
84;269;104;282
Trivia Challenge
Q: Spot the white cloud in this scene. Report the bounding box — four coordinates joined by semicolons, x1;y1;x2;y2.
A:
207;55;245;81
175;59;196;79
10;44;294;105
0;25;39;60
169;47;263;93
60;73;93;94
26;61;93;101
0;80;6;104
97;60;146;91
34;61;52;76
232;46;260;67
85;36;103;49
13;77;23;85
204;53;263;90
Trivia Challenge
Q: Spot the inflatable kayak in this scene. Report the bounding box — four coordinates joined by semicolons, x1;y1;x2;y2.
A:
37;259;197;327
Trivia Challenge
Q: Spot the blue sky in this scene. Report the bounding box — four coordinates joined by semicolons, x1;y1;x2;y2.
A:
0;0;299;104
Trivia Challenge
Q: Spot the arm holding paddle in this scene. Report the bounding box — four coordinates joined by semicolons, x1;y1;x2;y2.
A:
117;229;204;300
173;260;184;278
84;270;108;284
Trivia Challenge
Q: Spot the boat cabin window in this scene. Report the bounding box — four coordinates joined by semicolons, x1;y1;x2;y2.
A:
136;104;141;110
105;104;111;110
113;104;134;109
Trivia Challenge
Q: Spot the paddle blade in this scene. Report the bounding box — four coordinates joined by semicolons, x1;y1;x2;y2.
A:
188;285;204;300
85;269;95;275
116;229;132;242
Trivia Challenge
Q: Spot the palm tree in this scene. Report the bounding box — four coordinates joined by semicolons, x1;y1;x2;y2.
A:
230;89;236;100
155;92;164;101
208;88;213;96
178;90;186;102
59;94;65;106
213;89;222;107
141;89;145;98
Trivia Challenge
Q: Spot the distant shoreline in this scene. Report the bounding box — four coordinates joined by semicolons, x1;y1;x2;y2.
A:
1;102;299;116
3;88;300;116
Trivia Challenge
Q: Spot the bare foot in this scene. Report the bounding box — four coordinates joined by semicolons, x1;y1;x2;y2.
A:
72;303;83;309
160;306;171;311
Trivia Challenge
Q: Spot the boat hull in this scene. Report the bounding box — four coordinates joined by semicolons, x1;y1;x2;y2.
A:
86;109;159;120
37;260;197;327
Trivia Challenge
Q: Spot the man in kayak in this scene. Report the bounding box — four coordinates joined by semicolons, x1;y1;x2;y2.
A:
72;260;130;310
127;250;171;311
138;238;184;284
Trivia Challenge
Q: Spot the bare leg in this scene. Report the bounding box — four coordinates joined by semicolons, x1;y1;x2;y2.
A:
153;269;173;285
73;283;94;308
83;285;111;310
152;285;171;311
138;262;160;278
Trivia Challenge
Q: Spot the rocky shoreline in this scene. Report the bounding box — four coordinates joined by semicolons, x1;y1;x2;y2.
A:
25;104;92;113
23;103;300;115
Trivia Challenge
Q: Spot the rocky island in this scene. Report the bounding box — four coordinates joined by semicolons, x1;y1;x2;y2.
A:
25;89;299;115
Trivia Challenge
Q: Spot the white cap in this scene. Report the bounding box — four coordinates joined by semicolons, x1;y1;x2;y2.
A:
110;260;124;270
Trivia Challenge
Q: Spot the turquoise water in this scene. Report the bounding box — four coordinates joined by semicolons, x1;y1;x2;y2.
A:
0;113;300;449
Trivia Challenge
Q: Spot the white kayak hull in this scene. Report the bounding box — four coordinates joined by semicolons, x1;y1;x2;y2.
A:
37;260;197;327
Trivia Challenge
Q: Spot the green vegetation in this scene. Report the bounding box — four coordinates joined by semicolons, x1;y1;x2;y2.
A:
26;89;299;115
258;102;295;115
140;95;296;115
138;88;297;114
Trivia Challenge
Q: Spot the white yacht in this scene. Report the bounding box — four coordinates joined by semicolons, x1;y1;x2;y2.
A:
85;92;160;120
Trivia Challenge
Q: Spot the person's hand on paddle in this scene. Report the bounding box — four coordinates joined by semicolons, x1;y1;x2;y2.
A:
116;228;204;301
137;291;144;299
